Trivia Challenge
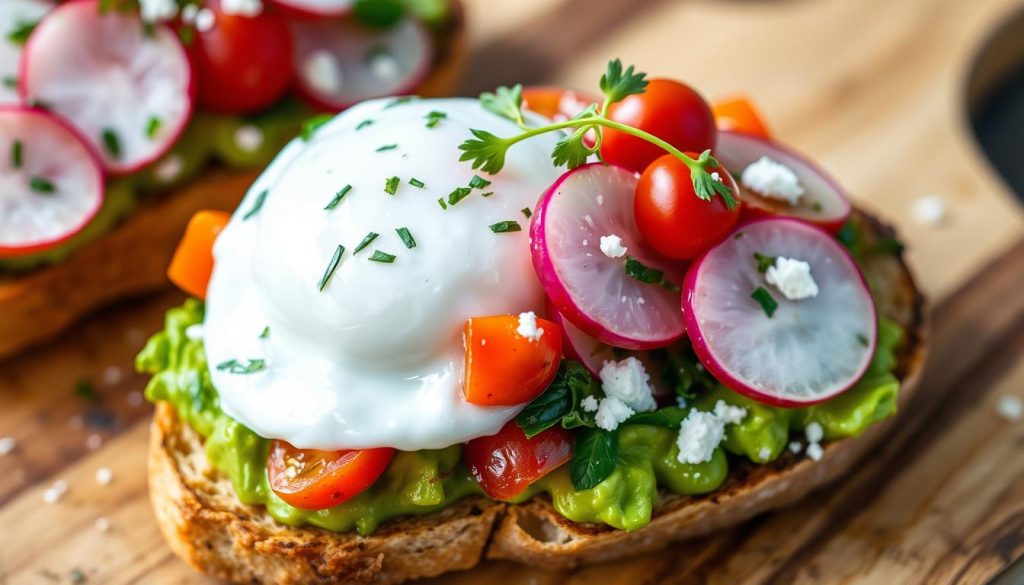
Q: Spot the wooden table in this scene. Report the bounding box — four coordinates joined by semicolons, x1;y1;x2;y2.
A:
2;0;1024;582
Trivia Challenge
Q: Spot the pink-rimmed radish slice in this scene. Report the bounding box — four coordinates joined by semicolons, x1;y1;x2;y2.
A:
20;0;194;174
0;0;53;105
531;163;686;350
0;106;104;258
714;130;851;233
682;217;876;407
291;17;433;111
267;0;352;18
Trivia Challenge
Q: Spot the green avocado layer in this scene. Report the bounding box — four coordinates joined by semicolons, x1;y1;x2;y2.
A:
137;298;902;534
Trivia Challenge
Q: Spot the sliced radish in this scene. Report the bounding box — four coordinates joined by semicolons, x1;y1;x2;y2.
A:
0;0;53;105
291;16;433;111
714;130;851;233
268;0;353;18
0;106;104;257
21;0;194;174
531;163;686;350
682;217;876;407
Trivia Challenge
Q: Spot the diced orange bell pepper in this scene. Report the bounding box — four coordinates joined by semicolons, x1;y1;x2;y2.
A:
167;210;231;300
712;96;771;139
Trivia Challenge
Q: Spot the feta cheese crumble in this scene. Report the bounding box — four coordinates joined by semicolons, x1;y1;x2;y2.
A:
805;422;824;444
997;395;1023;422
595;396;635;431
303;50;344;95
911;195;945;226
788;440;803;454
599;357;656;413
741;156;804;204
194;7;216;32
806;443;824;461
676;410;724;464
713;400;748;425
516;312;544;342
765;256;819;301
581;395;599;413
758;447;772;461
139;0;177;22
96;468;114;486
221;0;263;17
234;125;264;152
599;234;628;259
0;436;15;456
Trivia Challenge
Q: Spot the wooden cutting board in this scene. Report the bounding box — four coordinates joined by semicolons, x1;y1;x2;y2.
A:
2;0;1024;583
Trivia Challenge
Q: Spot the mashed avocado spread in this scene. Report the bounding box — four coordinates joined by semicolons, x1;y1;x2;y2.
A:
137;297;902;535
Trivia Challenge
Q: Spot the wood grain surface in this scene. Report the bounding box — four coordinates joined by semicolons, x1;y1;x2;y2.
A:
2;0;1024;583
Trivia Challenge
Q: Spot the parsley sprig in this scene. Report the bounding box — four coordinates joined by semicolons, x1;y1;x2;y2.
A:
460;59;737;209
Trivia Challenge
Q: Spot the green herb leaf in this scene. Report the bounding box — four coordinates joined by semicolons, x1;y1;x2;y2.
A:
216;358;267;375
384;175;400;195
145;116;162;139
425;110;447;128
384;96;415;108
7;21;38;46
856;333;869;347
624;256;663;284
468;174;491;190
409;177;425;188
599;59;648;106
29;176;55;194
318;245;345;291
691;150;737;209
753;252;776;273
325;185;352;210
457;128;510;174
11;140;22;169
242;189;268;221
300;114;333;141
447;186;472;206
570;428;618;490
481;191;493;198
437;198;448;210
664;344;716;400
354;232;379;254
489;220;521;233
396;227;416;249
353;0;404;28
259;326;270;339
480;84;524;126
368;249;396;263
521;207;532;218
376;144;398;152
516;361;598;437
624;406;688;429
101;128;122;159
1;76;16;89
751;286;778;317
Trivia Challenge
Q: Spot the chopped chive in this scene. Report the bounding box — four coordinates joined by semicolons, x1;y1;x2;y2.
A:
751;286;778;318
300;114;333;141
376;144;398;152
437;198;447;210
469;175;491;189
11;140;22;169
216;358;266;374
521;207;532;218
734;231;745;239
811;201;823;212
145;116;162;139
101;128;121;159
856;333;869;347
178;26;195;45
242;189;268;221
396;227;416;249
448;187;472;205
325;185;352;210
384;96;414;108
489;221;522;233
259;326;270;339
1;76;16;89
141;21;156;38
29;176;55;194
425;110;447;128
7;21;37;46
318;245;345;291
481;192;493;198
753;252;776;273
409;177;425;189
356;119;374;131
368;250;396;263
624;256;663;284
354;232;379;254
384;176;400;195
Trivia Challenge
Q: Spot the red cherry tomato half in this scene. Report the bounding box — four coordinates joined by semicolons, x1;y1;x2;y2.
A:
267;440;395;510
600;79;717;174
463;315;563;407
712;97;771;139
190;0;295;114
464;420;573;500
634;153;741;260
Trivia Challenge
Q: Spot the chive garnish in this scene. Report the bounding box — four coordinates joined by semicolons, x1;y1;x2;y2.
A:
242;189;268;221
368;250;396;263
489;221;522;233
354;232;379;254
856;333;869;347
29;176;55;194
481;192;493;198
425;110;447;128
1;76;16;89
469;175;491;189
384;176;400;195
448;187;472;206
753;252;776;273
7;21;36;46
384;96;414;108
259;326;270;339
409;178;425;188
101;128;121;159
437;198;448;210
145;116;162;139
11;140;22;169
751;286;778;317
734;231;745;239
356;119;374;131
625;256;663;284
300;114;333;141
521;207;532;218
216;358;267;374
811;201;823;212
376;144;398;152
318;245;345;291
396;227;416;249
325;185;352;210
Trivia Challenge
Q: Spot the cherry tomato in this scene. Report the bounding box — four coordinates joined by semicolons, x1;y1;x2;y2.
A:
267;441;395;511
463;315;562;406
600;79;716;174
190;0;294;114
522;86;599;121
712;97;771;139
464;420;573;500
634;153;740;260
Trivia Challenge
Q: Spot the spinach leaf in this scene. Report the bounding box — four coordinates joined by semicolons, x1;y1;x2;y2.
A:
570;428;618;490
516;361;598;437
624;406;687;429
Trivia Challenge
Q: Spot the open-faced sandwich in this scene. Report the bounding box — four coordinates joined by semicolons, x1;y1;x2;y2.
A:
137;60;927;584
0;0;464;358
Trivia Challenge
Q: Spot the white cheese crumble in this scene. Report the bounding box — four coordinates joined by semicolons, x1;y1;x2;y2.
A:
194;7;216;32
741;156;804;204
911;195;946;225
581;395;599;413
96;468;114;486
599;234;627;259
788;440;803;454
713;400;748;425
595;396;634;431
42;480;68;504
95;517;111;532
805;421;824;444
765;256;819;301
139;0;177;22
711;171;722;182
806;442;824;461
758;447;772;461
154;154;184;183
599;357;656;413
221;0;263;16
185;323;205;341
516;312;544;342
997;395;1023;422
234;125;264;152
0;436;15;456
180;3;199;23
303;50;343;95
676;410;724;464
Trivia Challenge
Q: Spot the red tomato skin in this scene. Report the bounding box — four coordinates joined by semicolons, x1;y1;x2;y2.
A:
191;0;295;114
267;441;395;511
600;79;717;174
464;421;573;501
634;153;741;260
463;316;563;407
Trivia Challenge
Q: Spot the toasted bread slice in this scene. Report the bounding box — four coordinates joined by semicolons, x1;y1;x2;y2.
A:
148;212;926;584
0;3;467;360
